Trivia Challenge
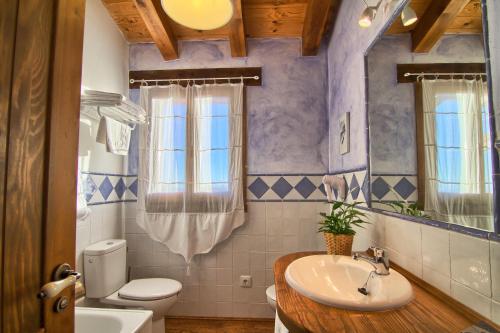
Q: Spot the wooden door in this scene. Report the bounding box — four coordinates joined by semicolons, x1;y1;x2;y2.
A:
0;0;86;332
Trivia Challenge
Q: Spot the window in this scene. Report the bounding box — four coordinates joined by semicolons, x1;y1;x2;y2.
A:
142;84;245;214
137;83;246;262
150;96;231;196
417;78;493;229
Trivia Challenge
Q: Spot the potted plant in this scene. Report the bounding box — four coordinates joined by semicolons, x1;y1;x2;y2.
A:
384;187;430;218
318;201;369;255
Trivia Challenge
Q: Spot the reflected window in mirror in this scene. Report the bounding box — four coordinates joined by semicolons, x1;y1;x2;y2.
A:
416;78;493;230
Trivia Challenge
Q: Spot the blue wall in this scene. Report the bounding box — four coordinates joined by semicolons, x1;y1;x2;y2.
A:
128;39;329;175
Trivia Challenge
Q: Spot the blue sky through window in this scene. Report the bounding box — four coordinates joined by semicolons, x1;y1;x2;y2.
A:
157;98;230;194
197;100;229;193
435;94;492;194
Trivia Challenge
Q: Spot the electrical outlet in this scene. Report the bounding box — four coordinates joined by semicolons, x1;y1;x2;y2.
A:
240;275;252;288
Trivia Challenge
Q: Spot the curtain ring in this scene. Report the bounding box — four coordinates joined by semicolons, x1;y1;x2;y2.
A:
417;75;423;82
240;76;244;84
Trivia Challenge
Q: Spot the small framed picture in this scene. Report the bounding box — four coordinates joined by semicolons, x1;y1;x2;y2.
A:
339;112;350;155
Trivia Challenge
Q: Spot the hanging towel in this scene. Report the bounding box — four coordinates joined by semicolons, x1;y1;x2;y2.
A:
76;163;91;220
96;116;132;155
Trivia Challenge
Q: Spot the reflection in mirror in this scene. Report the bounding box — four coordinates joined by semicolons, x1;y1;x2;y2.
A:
367;0;495;231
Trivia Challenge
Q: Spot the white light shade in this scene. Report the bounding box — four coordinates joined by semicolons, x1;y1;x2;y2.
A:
401;5;418;27
359;7;377;28
161;0;234;30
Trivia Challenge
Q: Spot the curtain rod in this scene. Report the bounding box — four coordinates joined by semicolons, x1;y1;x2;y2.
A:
129;75;260;85
404;72;487;77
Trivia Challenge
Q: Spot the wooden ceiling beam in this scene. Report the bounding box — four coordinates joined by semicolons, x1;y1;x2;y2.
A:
301;0;336;56
229;0;247;57
132;0;178;60
411;0;470;53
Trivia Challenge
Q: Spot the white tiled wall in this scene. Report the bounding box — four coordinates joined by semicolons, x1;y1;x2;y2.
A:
358;211;500;324
124;201;329;318
76;0;129;277
76;203;124;274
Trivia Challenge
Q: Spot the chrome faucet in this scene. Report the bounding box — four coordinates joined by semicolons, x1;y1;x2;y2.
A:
352;247;390;275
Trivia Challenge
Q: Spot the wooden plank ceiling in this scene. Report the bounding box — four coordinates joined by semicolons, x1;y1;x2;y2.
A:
102;0;339;59
385;0;482;52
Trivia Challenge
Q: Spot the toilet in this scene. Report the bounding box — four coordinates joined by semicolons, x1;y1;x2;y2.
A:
267;285;289;333
266;285;277;310
84;239;182;333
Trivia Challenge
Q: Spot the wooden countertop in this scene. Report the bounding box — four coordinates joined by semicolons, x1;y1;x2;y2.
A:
274;252;499;333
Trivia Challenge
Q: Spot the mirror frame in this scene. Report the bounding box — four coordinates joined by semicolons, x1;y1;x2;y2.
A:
363;0;500;239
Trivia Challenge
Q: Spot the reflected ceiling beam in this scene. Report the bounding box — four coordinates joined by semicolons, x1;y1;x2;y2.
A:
412;0;470;53
302;0;338;56
229;0;247;57
133;0;178;60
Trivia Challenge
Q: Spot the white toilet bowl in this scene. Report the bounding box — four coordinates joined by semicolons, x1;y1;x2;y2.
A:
266;284;277;310
84;240;182;333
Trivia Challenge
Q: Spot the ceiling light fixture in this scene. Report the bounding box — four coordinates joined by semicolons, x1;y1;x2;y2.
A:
401;5;418;27
358;0;382;28
161;0;234;31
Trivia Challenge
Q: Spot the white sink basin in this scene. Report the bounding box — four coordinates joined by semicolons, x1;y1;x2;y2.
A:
75;307;153;333
285;255;414;311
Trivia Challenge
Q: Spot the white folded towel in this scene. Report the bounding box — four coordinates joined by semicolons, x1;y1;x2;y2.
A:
96;116;131;155
76;166;91;220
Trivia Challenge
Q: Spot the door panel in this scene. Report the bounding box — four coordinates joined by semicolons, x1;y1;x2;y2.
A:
0;0;18;330
43;0;85;331
4;0;54;330
1;0;85;331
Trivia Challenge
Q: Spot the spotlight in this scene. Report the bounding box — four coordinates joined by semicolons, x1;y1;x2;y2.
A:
401;5;418;27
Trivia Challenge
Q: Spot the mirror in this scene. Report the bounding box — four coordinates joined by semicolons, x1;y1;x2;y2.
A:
367;0;495;231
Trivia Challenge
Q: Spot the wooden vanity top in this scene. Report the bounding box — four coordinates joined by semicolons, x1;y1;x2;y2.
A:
274;252;499;333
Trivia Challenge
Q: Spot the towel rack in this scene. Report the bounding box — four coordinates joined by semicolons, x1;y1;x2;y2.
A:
80;89;146;127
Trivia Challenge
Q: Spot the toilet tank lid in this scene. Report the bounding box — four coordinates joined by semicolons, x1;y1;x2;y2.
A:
84;239;126;255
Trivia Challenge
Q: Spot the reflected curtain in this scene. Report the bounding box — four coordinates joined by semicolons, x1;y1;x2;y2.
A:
422;78;493;230
137;83;245;263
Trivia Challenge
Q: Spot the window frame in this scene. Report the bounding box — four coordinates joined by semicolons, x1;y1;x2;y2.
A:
415;81;492;212
145;86;248;212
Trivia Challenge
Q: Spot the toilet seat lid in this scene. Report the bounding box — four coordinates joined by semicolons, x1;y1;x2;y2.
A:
118;278;182;301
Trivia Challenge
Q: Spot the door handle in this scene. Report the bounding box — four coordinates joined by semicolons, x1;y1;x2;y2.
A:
38;263;81;299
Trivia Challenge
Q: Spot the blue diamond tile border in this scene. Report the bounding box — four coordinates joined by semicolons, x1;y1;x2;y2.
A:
394;177;416;199
129;179;138;197
271;177;293;199
83;173;138;205
372;177;390;199
114;178;127;199
295;177;316;199
99;177;114;200
248;177;269;199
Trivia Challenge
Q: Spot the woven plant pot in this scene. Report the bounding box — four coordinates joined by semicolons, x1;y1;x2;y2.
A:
323;233;354;256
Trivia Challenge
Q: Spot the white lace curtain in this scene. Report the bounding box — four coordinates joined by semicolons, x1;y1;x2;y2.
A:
422;78;493;230
137;83;245;263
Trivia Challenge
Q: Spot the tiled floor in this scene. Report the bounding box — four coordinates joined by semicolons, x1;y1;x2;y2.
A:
165;317;275;333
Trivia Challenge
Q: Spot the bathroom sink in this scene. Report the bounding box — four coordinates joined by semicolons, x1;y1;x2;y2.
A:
75;307;153;333
285;255;414;311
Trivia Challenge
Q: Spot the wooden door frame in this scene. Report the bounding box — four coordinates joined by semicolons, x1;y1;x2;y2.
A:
1;0;85;332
